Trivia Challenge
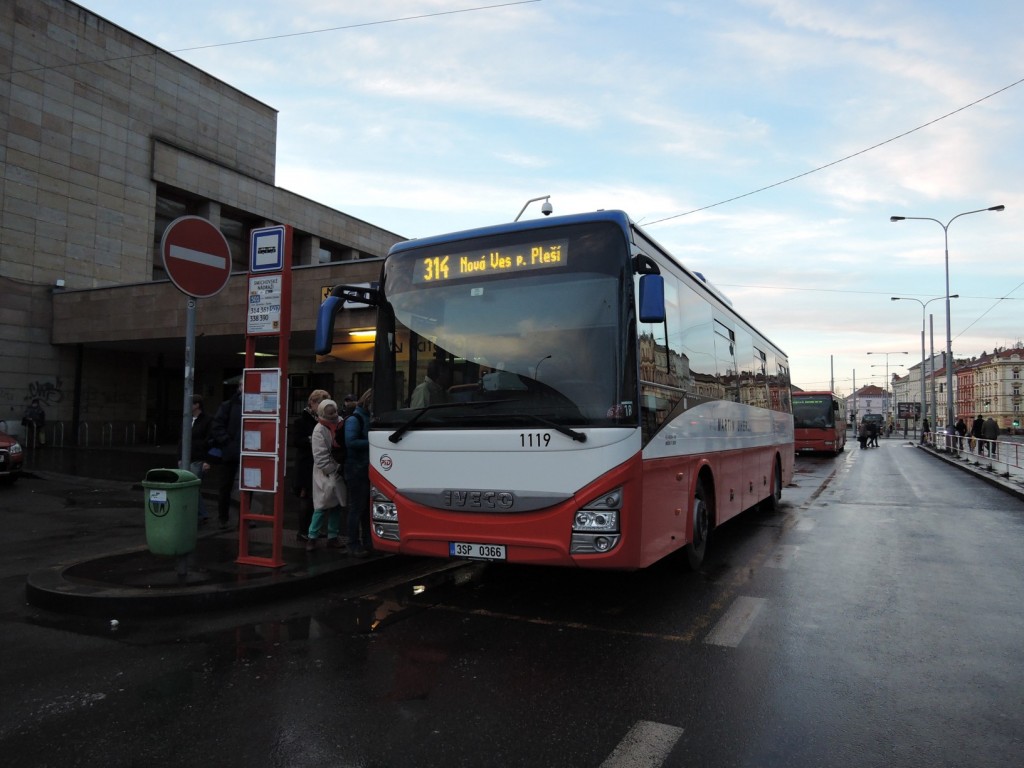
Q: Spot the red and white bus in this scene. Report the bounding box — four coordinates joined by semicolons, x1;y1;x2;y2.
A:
792;391;846;455
316;210;793;570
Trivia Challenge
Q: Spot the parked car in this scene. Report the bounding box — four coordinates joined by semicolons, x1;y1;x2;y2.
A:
0;428;24;483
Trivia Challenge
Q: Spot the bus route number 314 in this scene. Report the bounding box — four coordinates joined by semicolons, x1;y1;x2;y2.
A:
450;542;507;560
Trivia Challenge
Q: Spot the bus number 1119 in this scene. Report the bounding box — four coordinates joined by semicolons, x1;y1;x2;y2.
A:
521;432;551;448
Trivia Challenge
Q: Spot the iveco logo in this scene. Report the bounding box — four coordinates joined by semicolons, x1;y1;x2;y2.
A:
442;490;515;510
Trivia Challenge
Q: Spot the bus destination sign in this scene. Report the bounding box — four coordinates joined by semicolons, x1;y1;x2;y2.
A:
413;238;569;284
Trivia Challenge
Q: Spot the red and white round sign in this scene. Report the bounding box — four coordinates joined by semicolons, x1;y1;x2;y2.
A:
160;216;232;298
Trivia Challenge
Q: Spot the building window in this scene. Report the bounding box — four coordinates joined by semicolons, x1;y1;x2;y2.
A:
221;206;265;272
153;189;201;280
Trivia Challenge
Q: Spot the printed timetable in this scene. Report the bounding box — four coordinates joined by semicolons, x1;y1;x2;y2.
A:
413;238;569;283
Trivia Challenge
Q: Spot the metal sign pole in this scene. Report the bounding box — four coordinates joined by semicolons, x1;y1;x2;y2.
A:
180;297;197;471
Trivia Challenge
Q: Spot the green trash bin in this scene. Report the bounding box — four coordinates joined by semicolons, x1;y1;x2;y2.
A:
142;468;200;556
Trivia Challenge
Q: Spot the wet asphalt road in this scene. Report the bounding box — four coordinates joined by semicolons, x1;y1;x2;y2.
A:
1;438;1023;767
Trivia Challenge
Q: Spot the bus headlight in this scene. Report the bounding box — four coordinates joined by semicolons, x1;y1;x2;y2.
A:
370;485;400;541
574;509;618;531
570;488;622;554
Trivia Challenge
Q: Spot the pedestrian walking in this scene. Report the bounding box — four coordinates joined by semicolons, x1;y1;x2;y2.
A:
971;415;985;455
954;418;967;451
982;416;999;459
858;419;869;449
21;398;46;446
868;420;879;448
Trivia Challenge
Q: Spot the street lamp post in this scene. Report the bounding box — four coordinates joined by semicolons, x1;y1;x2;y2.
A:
890;205;1005;434
891;295;958;434
871;363;904;425
867;351;908;425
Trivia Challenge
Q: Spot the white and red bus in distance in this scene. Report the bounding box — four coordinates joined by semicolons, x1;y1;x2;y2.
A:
316;210;794;570
792;391;847;455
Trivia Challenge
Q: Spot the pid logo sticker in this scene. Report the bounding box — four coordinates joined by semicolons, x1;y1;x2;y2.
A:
379;454;393;471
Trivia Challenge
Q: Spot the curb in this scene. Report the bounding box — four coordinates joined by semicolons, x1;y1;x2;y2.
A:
25;545;396;618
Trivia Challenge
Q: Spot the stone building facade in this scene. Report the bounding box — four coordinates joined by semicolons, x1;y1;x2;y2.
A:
955;348;1024;431
1;0;403;444
890;346;1024;432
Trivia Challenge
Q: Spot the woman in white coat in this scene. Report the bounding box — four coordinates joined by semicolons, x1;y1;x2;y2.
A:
305;399;348;550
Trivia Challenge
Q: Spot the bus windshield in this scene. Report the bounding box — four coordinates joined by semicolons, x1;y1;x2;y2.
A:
374;221;635;430
792;395;836;429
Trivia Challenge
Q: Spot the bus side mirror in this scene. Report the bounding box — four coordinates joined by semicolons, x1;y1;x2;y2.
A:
314;295;344;355
638;274;666;324
833;401;840;411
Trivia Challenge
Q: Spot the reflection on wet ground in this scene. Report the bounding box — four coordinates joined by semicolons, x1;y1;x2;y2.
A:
198;562;488;655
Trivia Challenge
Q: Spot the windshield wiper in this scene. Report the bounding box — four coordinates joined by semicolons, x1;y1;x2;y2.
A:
387;403;479;444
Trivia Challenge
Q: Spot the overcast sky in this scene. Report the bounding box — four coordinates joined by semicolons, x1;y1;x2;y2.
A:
79;0;1024;393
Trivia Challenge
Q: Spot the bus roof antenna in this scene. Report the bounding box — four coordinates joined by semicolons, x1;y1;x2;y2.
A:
514;196;552;221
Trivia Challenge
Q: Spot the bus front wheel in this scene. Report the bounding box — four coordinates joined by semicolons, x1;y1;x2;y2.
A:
682;480;710;571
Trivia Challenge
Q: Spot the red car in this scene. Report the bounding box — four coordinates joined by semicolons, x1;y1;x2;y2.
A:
0;428;24;484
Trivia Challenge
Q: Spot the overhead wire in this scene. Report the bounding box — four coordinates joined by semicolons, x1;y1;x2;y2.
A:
644;76;1024;226
0;1;542;78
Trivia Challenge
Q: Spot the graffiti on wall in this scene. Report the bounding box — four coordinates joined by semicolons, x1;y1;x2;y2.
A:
27;378;65;407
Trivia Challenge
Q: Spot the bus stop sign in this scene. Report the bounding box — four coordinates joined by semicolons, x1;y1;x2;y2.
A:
160;216;232;298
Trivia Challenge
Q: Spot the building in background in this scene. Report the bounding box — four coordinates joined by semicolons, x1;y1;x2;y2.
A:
891;345;1024;434
844;384;887;425
1;0;402;445
957;348;1024;432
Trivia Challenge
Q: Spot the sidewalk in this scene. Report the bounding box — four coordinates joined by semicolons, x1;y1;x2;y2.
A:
916;441;1024;502
20;446;395;617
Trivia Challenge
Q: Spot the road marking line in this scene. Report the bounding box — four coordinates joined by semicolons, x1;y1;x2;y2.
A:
704;595;766;647
600;720;684;768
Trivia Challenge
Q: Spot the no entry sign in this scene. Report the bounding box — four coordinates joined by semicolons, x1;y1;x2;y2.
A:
160;216;232;298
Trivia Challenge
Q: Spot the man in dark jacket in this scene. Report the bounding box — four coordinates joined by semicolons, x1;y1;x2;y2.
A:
954;418;967;451
971;415;986;455
982;416;999;459
210;382;243;528
344;390;372;557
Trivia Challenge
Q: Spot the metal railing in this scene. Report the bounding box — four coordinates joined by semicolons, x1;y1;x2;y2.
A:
923;432;1024;481
11;420;162;449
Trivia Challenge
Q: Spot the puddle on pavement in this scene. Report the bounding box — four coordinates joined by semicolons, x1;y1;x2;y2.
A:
193;563;489;661
27;561;489;656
